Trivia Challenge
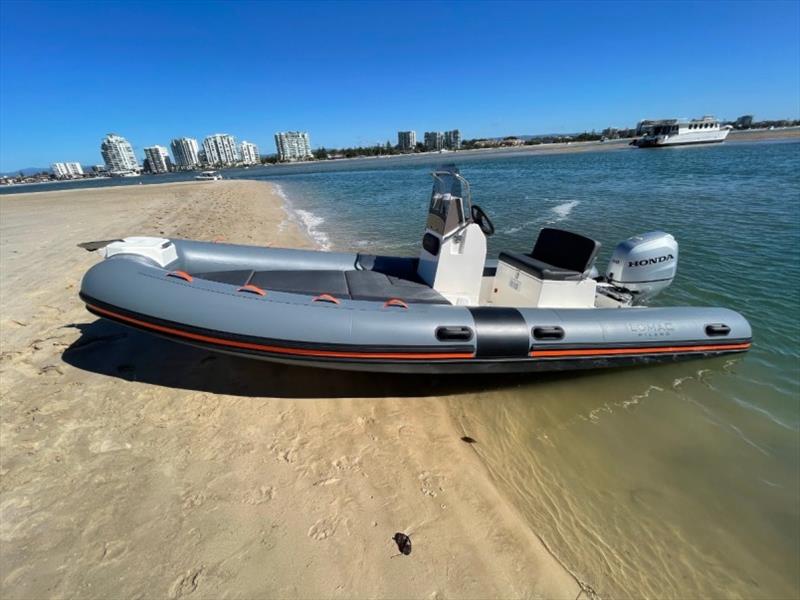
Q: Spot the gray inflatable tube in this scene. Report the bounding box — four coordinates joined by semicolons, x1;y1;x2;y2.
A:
79;239;752;373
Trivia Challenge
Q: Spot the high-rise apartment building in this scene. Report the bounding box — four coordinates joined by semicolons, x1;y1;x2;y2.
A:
143;145;171;174
424;131;445;151
274;131;312;162
203;134;239;166
100;133;139;172
51;162;84;178
444;129;461;150
170;137;200;168
397;131;416;152
239;140;260;165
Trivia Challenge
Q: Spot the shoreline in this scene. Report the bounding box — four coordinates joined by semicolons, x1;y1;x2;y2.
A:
271;182;333;251
0;180;582;599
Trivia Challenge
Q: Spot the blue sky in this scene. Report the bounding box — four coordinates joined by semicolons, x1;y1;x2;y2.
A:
0;0;798;171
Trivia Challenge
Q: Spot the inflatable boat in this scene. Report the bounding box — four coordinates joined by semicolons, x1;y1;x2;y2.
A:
79;168;751;373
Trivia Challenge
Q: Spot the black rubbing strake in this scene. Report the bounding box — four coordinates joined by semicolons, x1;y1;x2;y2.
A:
468;307;530;358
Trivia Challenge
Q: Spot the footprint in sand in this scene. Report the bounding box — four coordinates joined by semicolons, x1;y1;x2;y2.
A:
88;439;131;454
100;539;128;562
38;364;63;376
307;517;339;540
168;567;203;599
182;492;207;509
418;471;446;498
242;485;275;505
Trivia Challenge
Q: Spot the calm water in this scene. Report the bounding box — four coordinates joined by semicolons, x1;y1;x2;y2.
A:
256;141;800;599
6;142;798;597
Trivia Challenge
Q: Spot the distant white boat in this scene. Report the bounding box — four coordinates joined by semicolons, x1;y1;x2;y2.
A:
195;171;223;181
109;170;140;178
633;116;731;147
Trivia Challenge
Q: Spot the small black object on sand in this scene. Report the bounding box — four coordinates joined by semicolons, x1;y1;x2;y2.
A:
77;239;123;252
392;532;412;555
460;436;477;444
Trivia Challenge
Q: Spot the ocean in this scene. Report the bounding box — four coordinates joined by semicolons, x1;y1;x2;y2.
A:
5;140;799;597
257;141;800;598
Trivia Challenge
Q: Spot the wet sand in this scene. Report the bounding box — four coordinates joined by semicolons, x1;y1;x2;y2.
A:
727;127;800;142
0;181;582;599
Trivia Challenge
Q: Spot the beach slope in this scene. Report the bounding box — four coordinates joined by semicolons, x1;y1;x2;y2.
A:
0;181;581;599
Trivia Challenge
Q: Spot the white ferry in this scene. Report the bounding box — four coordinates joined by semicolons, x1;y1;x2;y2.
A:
633;116;732;147
194;170;223;181
109;170;140;178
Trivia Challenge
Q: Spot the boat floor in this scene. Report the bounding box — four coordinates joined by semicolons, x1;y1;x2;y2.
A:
191;268;450;304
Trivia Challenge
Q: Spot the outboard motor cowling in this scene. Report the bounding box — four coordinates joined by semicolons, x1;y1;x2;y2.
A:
606;231;678;304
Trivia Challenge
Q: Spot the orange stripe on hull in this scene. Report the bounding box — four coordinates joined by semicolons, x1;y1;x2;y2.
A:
531;342;751;358
86;303;475;361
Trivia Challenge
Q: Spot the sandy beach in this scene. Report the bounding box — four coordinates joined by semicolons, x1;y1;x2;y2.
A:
0;181;583;599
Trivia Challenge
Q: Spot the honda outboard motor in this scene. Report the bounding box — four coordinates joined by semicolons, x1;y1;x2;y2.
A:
605;231;678;304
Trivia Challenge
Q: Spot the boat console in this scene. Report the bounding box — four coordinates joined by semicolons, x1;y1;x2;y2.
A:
417;169;493;305
418;167;680;309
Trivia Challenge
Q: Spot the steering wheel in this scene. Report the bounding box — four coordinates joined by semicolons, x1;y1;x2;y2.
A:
471;204;495;236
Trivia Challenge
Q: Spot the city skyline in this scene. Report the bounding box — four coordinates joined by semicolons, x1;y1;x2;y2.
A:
11;111;797;177
38;125;464;174
97;132;262;172
1;1;799;171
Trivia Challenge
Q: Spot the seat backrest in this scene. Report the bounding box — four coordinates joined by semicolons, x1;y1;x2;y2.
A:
531;227;601;274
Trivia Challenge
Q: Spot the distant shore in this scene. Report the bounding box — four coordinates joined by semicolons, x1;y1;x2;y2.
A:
2;127;797;195
727;126;800;141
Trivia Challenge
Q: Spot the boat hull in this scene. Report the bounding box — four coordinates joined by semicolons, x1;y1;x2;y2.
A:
79;239;752;374
635;128;730;147
82;296;750;373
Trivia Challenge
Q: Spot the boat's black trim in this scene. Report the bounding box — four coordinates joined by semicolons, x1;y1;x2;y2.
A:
530;338;752;351
198;350;747;374
422;233;440;256
705;323;731;337
635;139;726;148
436;326;474;342
533;326;565;340
468;307;530;358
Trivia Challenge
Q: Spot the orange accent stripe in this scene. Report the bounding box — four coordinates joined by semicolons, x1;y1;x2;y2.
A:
238;284;266;297
383;298;409;309
312;293;340;305
531;342;751;358
86;303;474;361
166;270;193;283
